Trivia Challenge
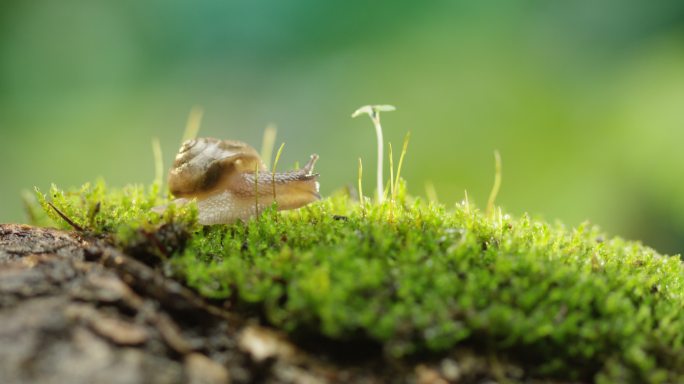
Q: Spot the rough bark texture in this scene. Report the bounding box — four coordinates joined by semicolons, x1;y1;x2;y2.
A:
0;224;524;384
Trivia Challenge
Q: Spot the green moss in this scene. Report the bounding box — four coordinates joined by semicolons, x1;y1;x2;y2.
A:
29;180;684;382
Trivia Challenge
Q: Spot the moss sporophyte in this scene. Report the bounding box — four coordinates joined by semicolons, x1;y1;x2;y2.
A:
25;110;684;382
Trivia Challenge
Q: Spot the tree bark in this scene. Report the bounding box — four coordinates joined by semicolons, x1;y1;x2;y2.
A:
1;224;326;384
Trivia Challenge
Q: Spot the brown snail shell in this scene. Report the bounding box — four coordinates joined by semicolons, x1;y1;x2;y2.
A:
166;137;320;224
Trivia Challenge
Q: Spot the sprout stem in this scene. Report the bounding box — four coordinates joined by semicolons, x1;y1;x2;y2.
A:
372;113;384;202
352;104;396;204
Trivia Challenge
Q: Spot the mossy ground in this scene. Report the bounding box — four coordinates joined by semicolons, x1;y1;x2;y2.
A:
28;180;684;383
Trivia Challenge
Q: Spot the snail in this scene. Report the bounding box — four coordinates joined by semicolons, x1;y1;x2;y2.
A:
163;137;320;225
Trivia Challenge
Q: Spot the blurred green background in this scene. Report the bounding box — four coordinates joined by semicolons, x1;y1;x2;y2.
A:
2;1;684;254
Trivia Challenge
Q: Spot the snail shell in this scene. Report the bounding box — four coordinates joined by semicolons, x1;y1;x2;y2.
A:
167;137;320;225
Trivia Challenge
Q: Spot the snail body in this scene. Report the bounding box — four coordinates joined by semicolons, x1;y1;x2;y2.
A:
166;137;320;224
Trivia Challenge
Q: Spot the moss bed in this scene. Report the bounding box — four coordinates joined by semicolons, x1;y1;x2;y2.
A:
27;180;684;383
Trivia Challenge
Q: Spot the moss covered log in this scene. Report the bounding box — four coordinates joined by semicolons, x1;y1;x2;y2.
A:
28;180;684;383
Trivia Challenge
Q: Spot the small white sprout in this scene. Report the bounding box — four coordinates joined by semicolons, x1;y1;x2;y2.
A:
352;104;396;203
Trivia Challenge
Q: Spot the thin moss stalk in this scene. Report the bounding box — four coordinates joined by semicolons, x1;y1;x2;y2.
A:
272;142;286;200
393;132;411;197
389;142;395;221
358;157;365;215
424;181;438;203
261;124;277;169
486;150;502;217
254;163;260;219
181;105;204;143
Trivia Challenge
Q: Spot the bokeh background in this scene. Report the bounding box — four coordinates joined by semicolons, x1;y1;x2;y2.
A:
2;1;684;254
